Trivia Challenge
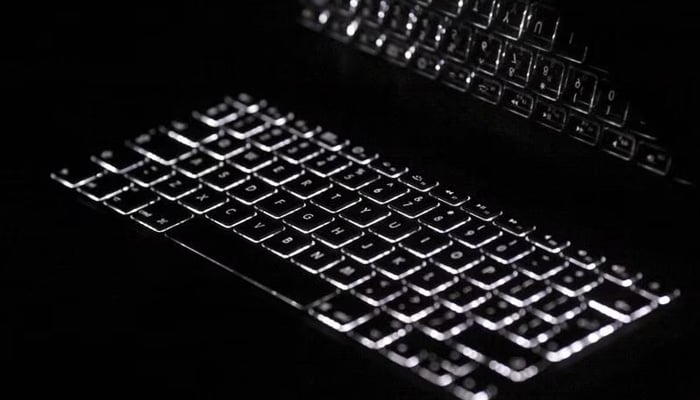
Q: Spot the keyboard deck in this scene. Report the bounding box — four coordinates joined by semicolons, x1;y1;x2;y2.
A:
51;93;680;400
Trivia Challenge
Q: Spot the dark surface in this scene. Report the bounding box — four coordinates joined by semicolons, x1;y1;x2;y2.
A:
5;3;700;399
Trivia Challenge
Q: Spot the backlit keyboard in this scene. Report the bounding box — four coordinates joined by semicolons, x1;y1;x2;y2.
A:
299;0;681;183
52;92;680;399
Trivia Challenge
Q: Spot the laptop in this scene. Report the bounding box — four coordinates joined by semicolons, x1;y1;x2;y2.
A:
22;1;698;399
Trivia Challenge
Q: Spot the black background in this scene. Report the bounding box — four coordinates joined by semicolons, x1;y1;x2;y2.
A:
4;2;700;399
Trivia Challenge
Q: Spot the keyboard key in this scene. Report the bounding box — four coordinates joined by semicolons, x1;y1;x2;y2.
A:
312;131;349;151
276;139;323;164
399;171;439;192
439;281;491;312
332;164;380;190
635;276;680;305
514;250;568;280
369;158;408;178
313;220;363;248
406;265;457;296
228;148;275;173
283;174;332;199
550;267;601;297
527;231;570;253
401;229;452;258
284;205;333;233
469;32;502;75
259;105;294;125
201;136;247;160
286;119;321;138
225;114;269;139
251;126;295;151
152;173;200;200
523;2;559;50
91;148;144;173
342;234;394;263
167;119;220;147
79;173;130;201
201;165;247;191
370;214;420;243
567;113;601;145
375;249;425;280
227;92;264;113
263;228;313;258
587;281;656;323
461;200;501;221
384;330;437;368
482;235;534;264
470;297;522;330
497;275;549;307
311;292;376;332
353;275;404;306
390;191;440;218
499;43;533;87
340;144;378;164
540;308;618;362
339;201;390;228
493;0;527;39
192;99;240;127
51;162;102;188
451;325;542;381
464;262;517;291
531;55;565;100
292;244;343;274
128;131;193;165
104;185;158;215
563;67;598;112
311;186;361;213
562;246;606;270
431;244;484;274
131;201;193;232
493;214;534;236
323;260;374;290
419;206;470;233
452;367;498;400
360;178;409;204
227;177;276;204
255;191;304;218
126;163;173;187
234;215;285;243
206;200;255;228
450;219;502;248
595;80;629;126
180;187;227;214
502;86;535;117
430;187;470;206
533;99;567;131
599;263;642;287
418;306;471;340
504;313;558;348
442;23;472;63
351;313;408;349
386;290;438;323
464;0;496;27
305;152;351;176
600;128;636;160
255;160;303;186
531;292;585;324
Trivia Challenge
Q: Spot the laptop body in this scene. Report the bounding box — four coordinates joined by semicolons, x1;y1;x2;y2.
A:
8;1;699;399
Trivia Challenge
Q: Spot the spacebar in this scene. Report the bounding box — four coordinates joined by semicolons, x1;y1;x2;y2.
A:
166;218;336;309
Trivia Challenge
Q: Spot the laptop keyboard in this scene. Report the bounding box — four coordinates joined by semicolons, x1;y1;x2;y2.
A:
299;0;682;183
52;93;680;400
